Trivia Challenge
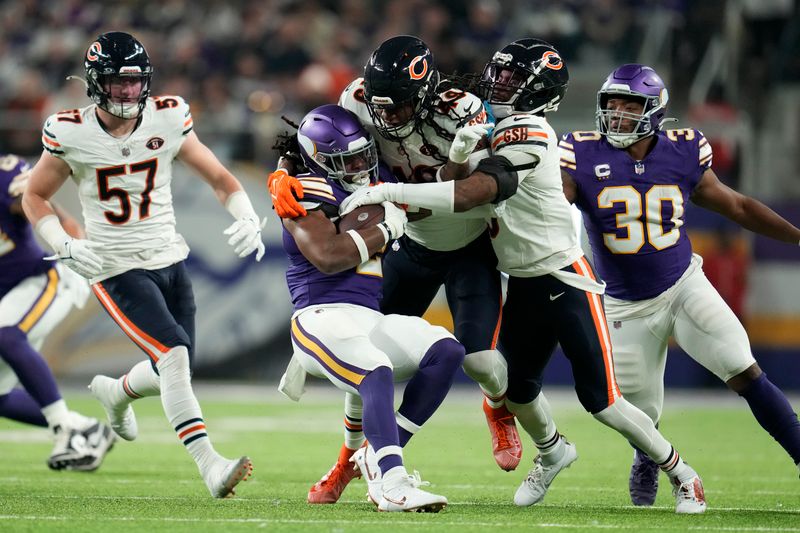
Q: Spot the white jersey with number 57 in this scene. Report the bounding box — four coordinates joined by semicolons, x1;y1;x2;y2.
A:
41;96;193;282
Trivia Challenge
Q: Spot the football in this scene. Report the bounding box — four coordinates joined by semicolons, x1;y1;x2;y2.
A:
337;204;385;233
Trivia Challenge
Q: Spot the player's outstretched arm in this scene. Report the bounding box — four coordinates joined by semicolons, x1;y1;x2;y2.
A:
178;131;267;260
340;172;498;216
691;168;800;245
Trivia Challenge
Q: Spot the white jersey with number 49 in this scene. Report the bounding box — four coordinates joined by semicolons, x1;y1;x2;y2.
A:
340;78;490;251
41;96;193;282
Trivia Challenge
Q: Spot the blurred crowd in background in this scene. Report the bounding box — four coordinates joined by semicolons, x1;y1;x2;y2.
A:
1;0;799;381
0;0;797;173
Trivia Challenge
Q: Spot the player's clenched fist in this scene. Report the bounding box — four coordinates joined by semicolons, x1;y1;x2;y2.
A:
36;214;104;278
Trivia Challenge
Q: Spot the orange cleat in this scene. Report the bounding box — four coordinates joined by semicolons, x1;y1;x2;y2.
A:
483;398;523;471
308;444;363;504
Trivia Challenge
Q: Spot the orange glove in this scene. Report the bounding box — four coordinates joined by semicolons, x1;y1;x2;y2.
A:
267;169;306;218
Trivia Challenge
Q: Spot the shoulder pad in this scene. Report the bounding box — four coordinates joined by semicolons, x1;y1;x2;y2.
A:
298;176;339;205
41;109;87;156
434;89;487;126
664;128;712;169
559;133;577;171
151;95;193;135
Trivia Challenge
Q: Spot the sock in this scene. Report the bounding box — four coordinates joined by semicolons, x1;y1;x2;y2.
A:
156;346;218;472
0;326;61;409
358;366;402;474
593;398;697;481
656;446;697;483
0;389;47;426
41;398;70;430
739;372;800;464
343;392;365;451
508;394;564;465
485;395;505;409
462;348;508;401
358;366;398;451
123;360;161;399
395;338;465;447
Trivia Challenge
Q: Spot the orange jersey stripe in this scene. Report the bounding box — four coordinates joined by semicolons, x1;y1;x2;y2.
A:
41;136;61;148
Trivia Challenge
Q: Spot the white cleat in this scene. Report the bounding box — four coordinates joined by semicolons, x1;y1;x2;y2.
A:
514;437;578;506
47;424;94;471
350;444;382;505
89;375;138;441
673;475;707;514
204;456;253;498
378;471;448;513
69;420;116;472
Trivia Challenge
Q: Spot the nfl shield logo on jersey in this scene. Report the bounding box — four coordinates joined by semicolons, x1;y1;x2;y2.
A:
613;320;622;329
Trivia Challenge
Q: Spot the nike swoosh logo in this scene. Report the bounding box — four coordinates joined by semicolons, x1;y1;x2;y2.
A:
549;292;565;301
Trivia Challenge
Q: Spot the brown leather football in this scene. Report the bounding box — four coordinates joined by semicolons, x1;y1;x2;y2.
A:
337;204;385;233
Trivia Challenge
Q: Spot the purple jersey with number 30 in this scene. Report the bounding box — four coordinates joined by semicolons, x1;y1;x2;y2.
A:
560;129;713;301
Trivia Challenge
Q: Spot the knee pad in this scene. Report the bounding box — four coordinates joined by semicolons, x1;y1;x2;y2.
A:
421;338;465;370
462;349;506;384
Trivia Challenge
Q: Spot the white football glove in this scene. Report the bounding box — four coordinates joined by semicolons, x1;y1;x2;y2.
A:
449;123;494;164
340;183;399;216
44;238;104;279
224;215;266;261
377;201;407;241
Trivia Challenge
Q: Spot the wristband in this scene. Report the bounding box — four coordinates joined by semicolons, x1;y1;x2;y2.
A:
346;229;370;264
35;214;70;250
225;190;258;221
376;222;391;243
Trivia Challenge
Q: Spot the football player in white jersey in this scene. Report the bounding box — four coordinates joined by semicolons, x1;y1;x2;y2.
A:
22;32;263;498
269;35;520;504
0;153;115;471
340;39;707;514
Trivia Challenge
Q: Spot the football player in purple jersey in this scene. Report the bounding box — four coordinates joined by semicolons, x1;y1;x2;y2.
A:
559;64;800;505
0;153;115;471
339;39;708;514
278;104;466;512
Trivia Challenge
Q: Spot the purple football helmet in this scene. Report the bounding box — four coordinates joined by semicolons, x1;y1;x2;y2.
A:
595;64;669;148
297;104;378;192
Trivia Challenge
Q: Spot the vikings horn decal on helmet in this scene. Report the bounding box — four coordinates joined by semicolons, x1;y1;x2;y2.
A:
478;38;569;119
296;104;379;192
595;64;669;148
84;32;153;119
363;35;439;141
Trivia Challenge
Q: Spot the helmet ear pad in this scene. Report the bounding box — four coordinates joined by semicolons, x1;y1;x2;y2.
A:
84;31;153;119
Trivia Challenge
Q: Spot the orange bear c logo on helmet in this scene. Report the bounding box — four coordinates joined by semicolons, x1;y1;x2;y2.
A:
408;55;429;80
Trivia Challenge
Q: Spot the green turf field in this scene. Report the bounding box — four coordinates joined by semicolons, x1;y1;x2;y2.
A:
1;385;798;532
